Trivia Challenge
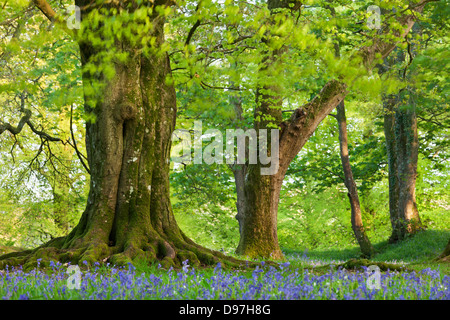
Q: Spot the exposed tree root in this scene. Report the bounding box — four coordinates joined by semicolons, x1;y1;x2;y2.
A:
339;259;410;272
0;231;258;271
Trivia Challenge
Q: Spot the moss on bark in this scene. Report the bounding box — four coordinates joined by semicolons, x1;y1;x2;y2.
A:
0;1;249;272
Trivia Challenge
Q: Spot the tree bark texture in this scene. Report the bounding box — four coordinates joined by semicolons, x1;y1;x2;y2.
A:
0;0;245;270
383;93;422;242
336;101;374;257
236;0;429;259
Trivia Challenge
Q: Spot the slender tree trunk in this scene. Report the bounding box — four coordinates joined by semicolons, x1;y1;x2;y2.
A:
232;164;247;235
327;5;372;256
228;87;247;235
336;101;374;257
52;192;70;233
52;122;74;234
236;79;347;259
383;95;401;242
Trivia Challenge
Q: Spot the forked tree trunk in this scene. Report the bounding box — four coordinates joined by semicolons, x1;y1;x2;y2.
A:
235;0;429;259
236;80;347;259
0;1;244;270
336;101;374;257
235;0;346;260
232;164;247;235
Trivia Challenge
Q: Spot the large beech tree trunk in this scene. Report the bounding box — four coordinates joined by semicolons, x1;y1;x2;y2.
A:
0;0;244;270
236;80;347;259
235;0;346;260
336;101;374;257
235;0;430;259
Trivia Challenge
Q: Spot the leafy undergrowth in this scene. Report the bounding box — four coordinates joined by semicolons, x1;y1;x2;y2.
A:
1;259;449;300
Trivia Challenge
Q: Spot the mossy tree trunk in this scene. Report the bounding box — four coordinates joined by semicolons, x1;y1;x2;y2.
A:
235;0;345;260
395;102;422;236
336;101;374;257
235;0;286;260
384;95;401;240
236;0;429;260
0;0;245;270
236;80;347;259
383;92;422;243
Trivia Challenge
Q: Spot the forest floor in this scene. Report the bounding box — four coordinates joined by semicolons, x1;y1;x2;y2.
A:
1;188;449;300
0;231;449;300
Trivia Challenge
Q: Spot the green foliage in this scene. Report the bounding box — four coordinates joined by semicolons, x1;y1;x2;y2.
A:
286;112;387;194
172;179;450;264
171;163;236;209
173;200;239;254
0;0;88;248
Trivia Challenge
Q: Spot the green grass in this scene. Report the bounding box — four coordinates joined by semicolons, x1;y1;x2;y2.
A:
173;185;450;275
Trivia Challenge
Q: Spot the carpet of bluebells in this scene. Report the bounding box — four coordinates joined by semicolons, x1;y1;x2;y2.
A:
1;260;449;300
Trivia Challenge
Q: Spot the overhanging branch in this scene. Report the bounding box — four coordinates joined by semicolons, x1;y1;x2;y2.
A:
70;104;91;174
0;107;90;172
31;0;74;37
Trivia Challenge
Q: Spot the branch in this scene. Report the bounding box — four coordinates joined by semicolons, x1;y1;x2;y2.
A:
70;104;91;174
32;0;73;36
1;108;67;149
185;19;201;46
0;109;32;135
320;166;345;183
0;4;35;26
32;0;58;22
184;1;203;46
26;121;64;142
360;0;434;69
200;81;243;91
277;80;347;177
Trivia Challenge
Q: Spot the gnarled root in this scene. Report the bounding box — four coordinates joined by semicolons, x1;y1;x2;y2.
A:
0;232;251;271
